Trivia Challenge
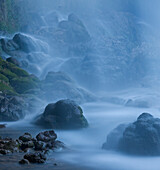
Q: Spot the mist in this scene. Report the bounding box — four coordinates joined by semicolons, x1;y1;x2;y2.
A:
1;0;160;169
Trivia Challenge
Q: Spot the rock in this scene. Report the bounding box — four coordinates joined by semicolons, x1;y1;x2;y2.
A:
0;124;6;128
24;152;46;163
41;71;95;103
13;33;37;53
103;113;160;155
0;96;26;121
6;57;20;66
0;149;10;155
102;124;128;150
34;141;45;151
19;133;33;142
19;159;30;165
20;141;34;151
36;130;57;143
0;137;18;153
35;99;88;129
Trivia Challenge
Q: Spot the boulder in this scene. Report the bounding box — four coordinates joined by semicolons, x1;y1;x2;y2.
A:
35;99;88;129
24;152;46;163
103;113;160;155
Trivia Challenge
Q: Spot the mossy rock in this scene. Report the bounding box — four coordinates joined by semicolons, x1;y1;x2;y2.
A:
0;73;9;83
0;57;39;94
10;77;38;94
0;82;16;95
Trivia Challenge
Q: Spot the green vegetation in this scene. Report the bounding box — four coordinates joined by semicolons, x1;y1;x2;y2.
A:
0;57;39;95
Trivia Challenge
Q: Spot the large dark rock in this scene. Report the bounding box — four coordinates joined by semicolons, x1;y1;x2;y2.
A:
0;96;26;121
35;99;88;129
103;113;160;155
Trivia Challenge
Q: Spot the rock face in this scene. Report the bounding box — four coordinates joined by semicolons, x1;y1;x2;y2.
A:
0;33;49;76
103;113;160;155
35;99;88;129
0;96;26;121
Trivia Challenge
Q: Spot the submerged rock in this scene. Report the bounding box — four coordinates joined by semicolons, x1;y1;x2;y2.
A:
35;99;88;129
103;113;160;155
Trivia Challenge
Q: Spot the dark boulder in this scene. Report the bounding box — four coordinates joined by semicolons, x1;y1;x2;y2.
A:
35;99;88;129
24;152;46;164
103;113;160;155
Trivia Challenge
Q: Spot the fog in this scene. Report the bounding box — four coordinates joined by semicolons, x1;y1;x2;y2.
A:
2;0;160;169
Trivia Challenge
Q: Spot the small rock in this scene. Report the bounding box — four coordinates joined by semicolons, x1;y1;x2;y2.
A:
36;130;57;143
19;133;33;142
19;159;30;164
24;152;46;163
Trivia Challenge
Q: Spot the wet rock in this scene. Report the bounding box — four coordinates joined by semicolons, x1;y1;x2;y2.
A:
0;137;18;153
58;13;90;44
0;96;26;121
6;57;20;66
102;124;128;150
103;113;160;155
34;141;45;151
24;152;46;163
19;159;30;164
20;141;34;151
0;124;6;128
36;130;57;143
19;133;33;142
0;149;10;155
35;99;89;129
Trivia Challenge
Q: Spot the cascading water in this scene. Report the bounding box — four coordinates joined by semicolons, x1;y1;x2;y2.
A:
1;0;160;169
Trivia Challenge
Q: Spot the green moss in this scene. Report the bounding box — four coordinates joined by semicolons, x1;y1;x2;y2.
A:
0;57;39;95
0;68;18;80
0;73;9;83
0;82;16;94
10;77;38;94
